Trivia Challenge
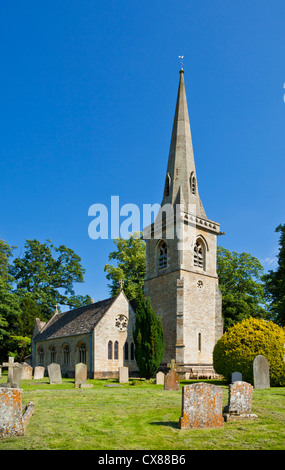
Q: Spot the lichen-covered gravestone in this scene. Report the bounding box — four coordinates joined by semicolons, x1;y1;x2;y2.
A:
179;383;224;429
164;360;181;391
0;387;35;438
253;355;270;389
223;381;258;422
47;363;62;384
22;363;33;380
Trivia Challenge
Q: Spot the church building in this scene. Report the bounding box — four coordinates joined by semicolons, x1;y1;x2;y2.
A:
31;68;223;379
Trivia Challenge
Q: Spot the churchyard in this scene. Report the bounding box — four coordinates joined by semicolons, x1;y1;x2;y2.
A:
0;369;284;450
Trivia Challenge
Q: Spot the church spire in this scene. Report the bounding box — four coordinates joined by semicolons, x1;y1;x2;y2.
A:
162;70;206;219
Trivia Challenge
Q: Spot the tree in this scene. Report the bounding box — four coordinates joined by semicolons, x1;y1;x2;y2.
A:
11;239;92;322
133;289;164;379
217;246;270;331
104;234;146;300
213;317;285;386
263;224;285;325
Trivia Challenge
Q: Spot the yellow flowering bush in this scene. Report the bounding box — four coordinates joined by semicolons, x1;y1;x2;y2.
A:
213;317;285;386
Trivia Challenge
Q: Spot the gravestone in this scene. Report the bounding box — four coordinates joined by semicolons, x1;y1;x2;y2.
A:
34;366;45;380
253;355;270;389
156;371;165;385
0;357;22;388
119;367;129;383
223;381;258;422
47;363;62;384
12;363;23;387
164;359;181;391
179;383;224;429
75;363;87;388
232;371;242;383
22;363;33;380
0;387;35;437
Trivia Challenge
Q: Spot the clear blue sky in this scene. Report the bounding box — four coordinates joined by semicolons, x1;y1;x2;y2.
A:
0;1;284;302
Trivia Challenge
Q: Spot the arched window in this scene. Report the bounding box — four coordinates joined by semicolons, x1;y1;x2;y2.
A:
38;347;44;365
165;173;171;197
49;345;56;363
130;342;135;361
190;172;196;195
198;333;202;352
114;341;119;360
194;240;205;269
78;342;87;364
108;340;113;360
124;342;129;361
63;344;70;364
158;241;167;269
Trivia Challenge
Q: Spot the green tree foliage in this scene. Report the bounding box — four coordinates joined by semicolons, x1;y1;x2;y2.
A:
133;289;164;379
11;239;92;322
213;317;285;386
263;224;285;326
217;246;270;330
104;234;146;300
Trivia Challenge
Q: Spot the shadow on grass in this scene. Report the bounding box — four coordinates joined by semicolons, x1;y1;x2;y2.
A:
150;421;179;429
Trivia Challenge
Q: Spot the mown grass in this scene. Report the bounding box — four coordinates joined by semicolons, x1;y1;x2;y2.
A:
0;374;284;450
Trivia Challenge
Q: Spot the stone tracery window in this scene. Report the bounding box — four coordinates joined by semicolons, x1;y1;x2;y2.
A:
78;342;87;364
108;340;113;360
114;341;119;360
63;344;70;364
158;241;167;269
38;347;44;365
49;345;56;363
194;240;205;269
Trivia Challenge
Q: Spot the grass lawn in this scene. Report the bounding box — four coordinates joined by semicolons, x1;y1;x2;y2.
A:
0;375;284;450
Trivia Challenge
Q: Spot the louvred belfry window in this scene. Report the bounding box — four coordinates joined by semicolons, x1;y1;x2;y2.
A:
194;240;204;269
158;242;167;269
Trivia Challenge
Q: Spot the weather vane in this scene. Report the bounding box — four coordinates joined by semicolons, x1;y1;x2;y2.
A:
178;55;184;70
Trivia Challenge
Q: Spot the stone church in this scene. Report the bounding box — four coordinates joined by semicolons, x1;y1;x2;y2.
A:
31;68;223;378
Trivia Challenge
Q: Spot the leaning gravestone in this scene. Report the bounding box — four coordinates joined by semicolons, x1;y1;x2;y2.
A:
22;363;33;380
34;366;45;380
0;387;35;437
75;363;87;388
156;371;165;385
119;367;129;383
223;381;258;422
47;363;62;384
253;355;270;389
232;371;242;383
179;383;224;429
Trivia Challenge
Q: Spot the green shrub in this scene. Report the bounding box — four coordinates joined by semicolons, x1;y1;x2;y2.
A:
213;317;285;386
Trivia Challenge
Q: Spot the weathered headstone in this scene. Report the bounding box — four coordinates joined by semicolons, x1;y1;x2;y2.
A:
232;371;242;383
253;355;270;389
1;357;14;385
164;359;181;391
12;363;23;387
34;366;45;380
22;363;33;380
223;381;258;422
47;363;62;384
179;383;224;429
156;371;165;385
119;366;129;383
75;363;87;388
0;387;35;437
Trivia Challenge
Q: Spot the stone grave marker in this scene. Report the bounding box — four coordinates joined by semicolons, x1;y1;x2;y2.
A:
119;366;129;383
34;366;45;380
253;355;270;389
22;363;33;380
164;359;181;391
0;387;35;437
179;383;224;429
156;371;165;385
75;362;87;388
232;371;242;383
0;357;22;388
223;381;257;422
47;363;62;384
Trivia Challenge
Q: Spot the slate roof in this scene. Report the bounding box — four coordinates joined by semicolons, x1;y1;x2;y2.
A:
33;296;117;342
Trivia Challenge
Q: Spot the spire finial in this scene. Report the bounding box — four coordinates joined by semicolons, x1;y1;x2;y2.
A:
178;55;184;72
119;279;124;292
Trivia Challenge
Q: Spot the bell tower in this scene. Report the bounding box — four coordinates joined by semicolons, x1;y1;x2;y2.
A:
144;69;223;375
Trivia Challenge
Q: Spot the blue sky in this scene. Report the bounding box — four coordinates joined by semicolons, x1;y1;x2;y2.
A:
0;1;284;302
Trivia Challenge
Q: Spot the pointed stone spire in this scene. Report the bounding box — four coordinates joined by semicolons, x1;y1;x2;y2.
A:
162;70;206;219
